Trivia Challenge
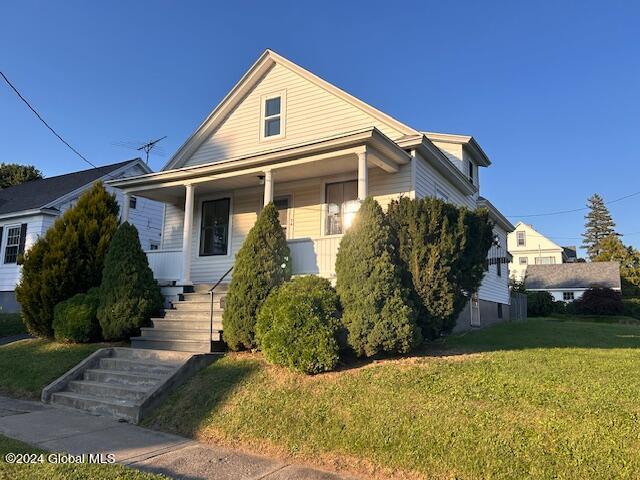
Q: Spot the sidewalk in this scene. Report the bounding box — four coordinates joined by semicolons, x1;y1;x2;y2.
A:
0;396;349;480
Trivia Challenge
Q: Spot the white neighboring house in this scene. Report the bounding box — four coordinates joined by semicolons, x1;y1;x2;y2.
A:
0;158;163;313
107;49;514;350
507;221;574;281
525;262;621;302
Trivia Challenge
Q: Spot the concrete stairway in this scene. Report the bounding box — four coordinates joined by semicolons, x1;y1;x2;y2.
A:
43;347;206;423
131;283;227;353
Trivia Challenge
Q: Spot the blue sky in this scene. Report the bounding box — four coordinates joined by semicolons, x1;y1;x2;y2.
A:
1;1;639;252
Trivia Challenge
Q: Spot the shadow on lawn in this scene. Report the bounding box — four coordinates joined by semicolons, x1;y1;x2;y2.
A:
144;354;260;437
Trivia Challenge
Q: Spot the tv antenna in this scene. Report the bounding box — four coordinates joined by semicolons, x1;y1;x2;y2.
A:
112;136;167;164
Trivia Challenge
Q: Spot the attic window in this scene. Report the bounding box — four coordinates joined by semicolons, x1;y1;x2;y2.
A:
261;92;286;140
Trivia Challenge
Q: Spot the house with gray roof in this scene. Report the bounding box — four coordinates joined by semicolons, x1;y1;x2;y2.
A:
525;261;621;302
0;158;163;312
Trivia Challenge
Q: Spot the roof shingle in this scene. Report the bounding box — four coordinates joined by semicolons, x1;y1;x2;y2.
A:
525;262;621;290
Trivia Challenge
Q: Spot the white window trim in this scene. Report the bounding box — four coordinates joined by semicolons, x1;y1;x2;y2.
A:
3;224;22;265
259;90;287;142
516;231;526;247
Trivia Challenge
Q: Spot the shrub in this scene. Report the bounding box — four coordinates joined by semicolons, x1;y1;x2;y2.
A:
387;196;494;339
527;291;555;317
574;288;624;316
335;197;421;357
256;276;341;374
97;223;163;340
16;182;119;337
53;288;101;343
223;203;291;350
623;298;640;319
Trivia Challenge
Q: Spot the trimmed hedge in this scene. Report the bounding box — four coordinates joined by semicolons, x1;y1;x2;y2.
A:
16;182;119;337
574;288;624;316
53;288;101;343
97;223;163;340
223;203;291;350
256;276;341;374
335;197;422;357
623;298;640;319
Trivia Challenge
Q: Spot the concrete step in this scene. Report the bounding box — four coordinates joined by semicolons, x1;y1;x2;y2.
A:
151;319;223;331
189;283;229;294
162;309;215;321
84;369;164;388
98;357;176;376
180;292;226;302
139;328;217;341
172;302;224;312
131;337;213;353
67;380;148;402
109;347;193;364
51;391;138;423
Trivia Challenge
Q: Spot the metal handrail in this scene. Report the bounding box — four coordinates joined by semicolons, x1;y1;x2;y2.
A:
209;266;233;348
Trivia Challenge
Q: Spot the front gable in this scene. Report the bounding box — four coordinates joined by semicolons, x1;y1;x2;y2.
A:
508;222;563;252
167;50;417;170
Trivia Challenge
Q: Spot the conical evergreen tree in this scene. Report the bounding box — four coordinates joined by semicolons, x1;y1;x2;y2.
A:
582;194;617;259
222;202;291;350
335;197;422;357
97;222;163;340
16;182;119;337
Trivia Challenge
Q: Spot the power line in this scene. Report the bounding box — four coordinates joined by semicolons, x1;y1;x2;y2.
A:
506;190;640;218
0;70;97;169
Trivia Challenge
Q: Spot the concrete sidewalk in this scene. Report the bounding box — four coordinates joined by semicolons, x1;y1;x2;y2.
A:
0;396;349;480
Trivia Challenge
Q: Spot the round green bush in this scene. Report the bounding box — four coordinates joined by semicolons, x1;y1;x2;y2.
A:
527;291;555;317
574;288;624;316
53;288;101;343
255;276;341;374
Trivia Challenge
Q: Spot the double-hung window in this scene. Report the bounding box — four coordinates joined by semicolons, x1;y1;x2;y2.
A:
519;256;528;265
261;92;285;140
199;198;231;256
563;292;575;301
516;231;526;246
325;180;358;235
4;226;21;264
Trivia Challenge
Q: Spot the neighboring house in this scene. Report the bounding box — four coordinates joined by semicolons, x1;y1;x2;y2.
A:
108;49;514;348
507;221;573;281
0;159;163;313
525;261;621;302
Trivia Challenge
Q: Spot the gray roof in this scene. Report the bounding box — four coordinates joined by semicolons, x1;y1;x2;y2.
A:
525;262;621;290
0;160;137;215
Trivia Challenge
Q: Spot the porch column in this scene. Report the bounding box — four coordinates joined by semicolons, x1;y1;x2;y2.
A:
181;183;195;285
263;169;274;205
122;192;131;223
357;150;368;200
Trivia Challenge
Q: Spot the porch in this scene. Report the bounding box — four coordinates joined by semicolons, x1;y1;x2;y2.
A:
109;128;412;287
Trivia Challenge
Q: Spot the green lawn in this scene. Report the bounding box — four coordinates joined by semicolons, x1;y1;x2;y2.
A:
0;313;25;337
0;339;114;399
146;318;640;480
0;434;166;479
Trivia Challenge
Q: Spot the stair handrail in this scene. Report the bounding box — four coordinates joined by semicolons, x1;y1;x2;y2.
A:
209;266;233;348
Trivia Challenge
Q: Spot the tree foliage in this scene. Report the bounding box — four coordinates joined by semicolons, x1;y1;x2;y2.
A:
16;182;119;337
0;162;43;189
387;197;494;339
526;291;555;317
256;276;341;374
335;197;422;357
53;287;101;343
574;288;624;316
594;234;640;297
222;203;291;350
582;194;617;260
97;222;163;340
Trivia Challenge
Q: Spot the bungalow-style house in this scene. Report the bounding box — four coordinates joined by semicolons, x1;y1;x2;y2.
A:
525;261;621;302
108;50;514;351
0;159;163;312
508;222;577;281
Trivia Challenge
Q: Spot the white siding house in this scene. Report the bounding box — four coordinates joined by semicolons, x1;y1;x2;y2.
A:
0;159;163;312
108;49;514;343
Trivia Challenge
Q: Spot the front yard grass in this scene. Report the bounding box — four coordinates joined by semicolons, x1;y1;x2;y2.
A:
146;318;640;479
0;313;25;337
0;434;167;479
0;339;113;399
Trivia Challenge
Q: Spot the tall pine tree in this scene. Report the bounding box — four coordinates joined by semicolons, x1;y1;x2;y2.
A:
582;194;617;260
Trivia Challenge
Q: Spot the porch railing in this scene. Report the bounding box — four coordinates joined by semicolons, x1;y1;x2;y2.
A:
145;249;182;283
288;235;342;278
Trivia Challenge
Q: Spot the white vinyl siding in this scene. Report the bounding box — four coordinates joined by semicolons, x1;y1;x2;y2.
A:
478;226;510;305
0;214;49;291
185;63;404;167
414;151;474;209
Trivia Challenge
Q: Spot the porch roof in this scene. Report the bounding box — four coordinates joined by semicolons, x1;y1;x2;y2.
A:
106;127;410;203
